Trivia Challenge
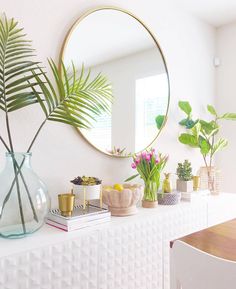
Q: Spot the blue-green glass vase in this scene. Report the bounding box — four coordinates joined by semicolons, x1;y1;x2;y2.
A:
0;152;50;238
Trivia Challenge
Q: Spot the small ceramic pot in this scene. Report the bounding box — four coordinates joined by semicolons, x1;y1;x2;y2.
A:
176;180;193;193
102;184;143;216
157;191;181;205
73;184;101;200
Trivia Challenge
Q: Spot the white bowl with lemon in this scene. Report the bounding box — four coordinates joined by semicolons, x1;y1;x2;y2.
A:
102;184;143;216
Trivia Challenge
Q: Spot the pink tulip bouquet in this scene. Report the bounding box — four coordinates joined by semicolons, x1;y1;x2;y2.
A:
125;149;168;202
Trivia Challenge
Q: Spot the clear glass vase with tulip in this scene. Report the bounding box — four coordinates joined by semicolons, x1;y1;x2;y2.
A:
125;148;168;208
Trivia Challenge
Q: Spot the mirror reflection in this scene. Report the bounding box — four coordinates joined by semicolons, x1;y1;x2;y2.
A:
62;8;169;156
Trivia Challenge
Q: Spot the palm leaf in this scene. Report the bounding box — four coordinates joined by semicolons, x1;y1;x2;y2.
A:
34;59;113;129
0;14;42;112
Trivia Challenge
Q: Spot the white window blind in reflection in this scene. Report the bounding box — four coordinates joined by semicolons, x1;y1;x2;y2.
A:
81;112;112;152
135;74;168;151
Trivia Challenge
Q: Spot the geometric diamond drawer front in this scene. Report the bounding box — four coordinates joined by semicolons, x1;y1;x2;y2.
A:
0;234;99;289
0;194;236;289
98;216;163;289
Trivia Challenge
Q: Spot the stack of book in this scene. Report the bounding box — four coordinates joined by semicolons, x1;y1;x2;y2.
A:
46;205;111;232
181;189;210;202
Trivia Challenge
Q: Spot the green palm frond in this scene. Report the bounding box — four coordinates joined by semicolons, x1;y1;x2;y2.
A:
33;59;113;129
0;14;42;112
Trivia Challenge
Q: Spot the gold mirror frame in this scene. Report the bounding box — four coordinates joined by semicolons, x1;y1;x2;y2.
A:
60;6;170;158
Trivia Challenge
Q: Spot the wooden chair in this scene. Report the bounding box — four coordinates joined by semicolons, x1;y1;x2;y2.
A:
170;240;236;289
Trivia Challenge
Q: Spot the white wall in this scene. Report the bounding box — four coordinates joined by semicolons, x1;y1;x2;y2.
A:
0;0;215;206
216;22;236;193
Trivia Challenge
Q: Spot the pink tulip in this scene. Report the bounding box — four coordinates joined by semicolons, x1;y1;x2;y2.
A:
131;163;137;169
145;154;151;162
141;151;146;159
135;158;141;165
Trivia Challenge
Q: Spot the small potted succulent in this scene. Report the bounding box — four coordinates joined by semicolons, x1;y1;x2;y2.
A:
102;183;143;216
71;176;102;201
176;160;193;192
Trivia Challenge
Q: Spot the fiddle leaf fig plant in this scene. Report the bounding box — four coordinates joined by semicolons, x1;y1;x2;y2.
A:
178;100;236;168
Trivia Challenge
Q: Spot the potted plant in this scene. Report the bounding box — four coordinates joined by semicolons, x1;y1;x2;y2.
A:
178;101;236;194
71;176;102;202
176;160;193;192
0;15;112;238
125;148;168;208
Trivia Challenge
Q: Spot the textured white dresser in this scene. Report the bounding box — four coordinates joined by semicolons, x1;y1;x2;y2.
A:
0;193;236;289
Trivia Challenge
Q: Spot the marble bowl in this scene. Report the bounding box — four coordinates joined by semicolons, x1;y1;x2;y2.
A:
102;184;143;216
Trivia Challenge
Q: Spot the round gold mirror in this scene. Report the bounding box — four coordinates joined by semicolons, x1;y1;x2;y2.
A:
61;7;170;157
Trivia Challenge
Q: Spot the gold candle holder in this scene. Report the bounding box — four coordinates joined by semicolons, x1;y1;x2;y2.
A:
193;176;200;191
58;193;75;217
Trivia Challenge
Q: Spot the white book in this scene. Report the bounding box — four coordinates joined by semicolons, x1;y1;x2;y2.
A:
181;190;210;202
46;216;110;232
48;205;110;226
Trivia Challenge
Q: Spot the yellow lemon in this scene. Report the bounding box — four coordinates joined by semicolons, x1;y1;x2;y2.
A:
113;183;124;192
103;185;113;191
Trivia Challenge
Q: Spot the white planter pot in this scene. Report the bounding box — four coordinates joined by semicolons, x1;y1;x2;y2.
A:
176;180;193;193
73;184;101;201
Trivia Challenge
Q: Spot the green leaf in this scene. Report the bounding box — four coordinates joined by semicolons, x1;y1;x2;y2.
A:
212;138;228;155
191;122;201;139
0;15;42;112
7;99;38;112
179;118;198;129
207;104;217;116
124;174;139;182
187;119;199;129
179;118;188;126
199;138;211;155
178;101;192;116
35;60;113;129
220;113;236;120
199;120;218;135
178;133;198;147
155;115;165;129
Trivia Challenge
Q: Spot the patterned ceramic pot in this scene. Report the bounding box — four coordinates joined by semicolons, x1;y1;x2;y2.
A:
157;191;181;205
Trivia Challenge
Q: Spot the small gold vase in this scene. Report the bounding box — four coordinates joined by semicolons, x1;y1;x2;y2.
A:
193;176;200;191
58;193;75;217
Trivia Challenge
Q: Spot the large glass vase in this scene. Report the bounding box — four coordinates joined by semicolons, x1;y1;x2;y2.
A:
0;152;50;238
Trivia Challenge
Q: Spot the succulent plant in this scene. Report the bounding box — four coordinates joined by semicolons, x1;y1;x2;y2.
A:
71;176;102;186
176;160;193;181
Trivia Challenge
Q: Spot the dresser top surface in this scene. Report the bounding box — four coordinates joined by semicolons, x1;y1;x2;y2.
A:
0;193;235;258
